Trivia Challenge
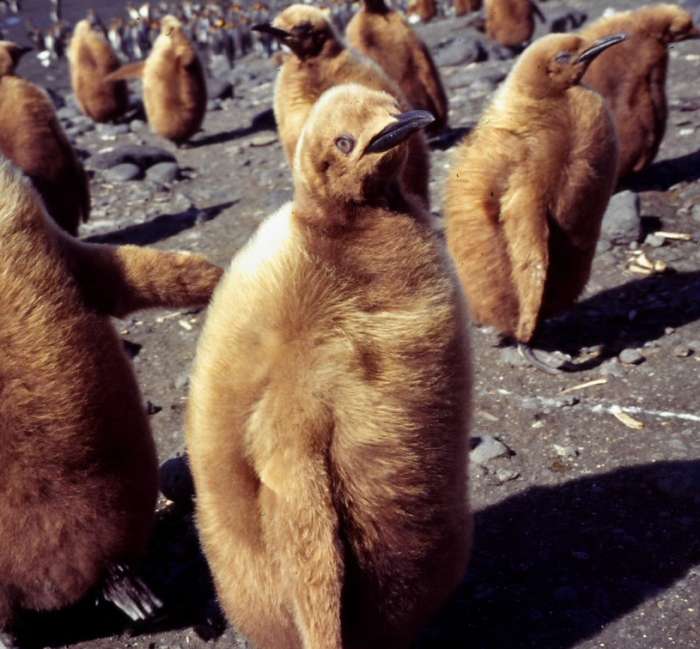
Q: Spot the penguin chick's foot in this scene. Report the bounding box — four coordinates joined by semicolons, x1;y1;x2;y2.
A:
101;563;163;621
0;630;18;649
517;343;579;375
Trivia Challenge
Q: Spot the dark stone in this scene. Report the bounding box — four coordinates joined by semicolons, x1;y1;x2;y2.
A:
434;36;488;67
207;77;234;101
146;162;180;184
103;163;143;182
90;144;177;171
550;9;588;33
600;190;642;245
160;454;195;506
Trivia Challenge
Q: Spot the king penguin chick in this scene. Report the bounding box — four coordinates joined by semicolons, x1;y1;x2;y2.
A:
485;0;545;50
0;41;90;236
186;83;472;649
345;0;449;138
581;5;699;181
0;157;223;648
253;4;431;207
107;15;207;144
68;19;129;123
444;33;627;373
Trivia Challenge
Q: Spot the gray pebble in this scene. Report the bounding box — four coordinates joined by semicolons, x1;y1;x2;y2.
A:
470;435;510;466
174;372;190;390
619;348;645;365
596;239;612;253
103;163;142;182
66;122;95;137
56;105;81;121
90;144;176;170
496;468;519;483
673;344;693;357
130;119;148;131
500;346;527;367
600;190;641;245
644;233;665;248
598;358;628;377
207;99;222;112
147;162;180;184
98;123;131;137
553;444;578;458
691;203;700;223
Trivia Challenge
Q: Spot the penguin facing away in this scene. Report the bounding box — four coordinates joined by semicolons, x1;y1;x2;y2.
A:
107;15;207;144
485;0;545;50
581;4;699;180
68;19;129;123
186;83;472;649
253;4;432;207
0;40;90;236
0;157;223;647
345;0;449;138
444;33;627;372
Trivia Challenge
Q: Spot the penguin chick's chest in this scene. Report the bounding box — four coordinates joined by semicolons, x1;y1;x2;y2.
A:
202;203;460;450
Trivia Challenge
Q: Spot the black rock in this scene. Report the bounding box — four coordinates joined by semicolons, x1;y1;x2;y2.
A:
550;9;588;33
90;145;177;171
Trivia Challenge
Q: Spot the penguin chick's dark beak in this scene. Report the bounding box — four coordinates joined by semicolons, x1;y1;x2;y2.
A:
252;23;293;41
576;33;629;64
365;110;435;154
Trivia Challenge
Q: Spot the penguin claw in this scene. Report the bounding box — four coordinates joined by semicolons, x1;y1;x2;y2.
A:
517;343;577;375
101;563;163;622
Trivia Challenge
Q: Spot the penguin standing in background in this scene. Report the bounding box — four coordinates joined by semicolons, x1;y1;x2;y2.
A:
485;0;545;51
68;19;129;123
455;0;482;17
253;4;431;207
0;157;223;649
581;5;699;180
345;0;449;138
186;83;471;649
0;41;90;236
444;33;627;373
107;16;207;144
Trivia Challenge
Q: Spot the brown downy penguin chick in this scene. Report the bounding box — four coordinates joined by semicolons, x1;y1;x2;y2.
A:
0;41;90;236
444;33;627;373
0;157;224;648
345;0;449;138
253;4;431;207
68;19;129;123
407;0;437;23
581;5;699;180
485;0;545;49
186;83;472;649
455;0;482;17
107;16;207;144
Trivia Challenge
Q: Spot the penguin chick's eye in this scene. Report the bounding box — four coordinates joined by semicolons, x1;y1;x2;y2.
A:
335;136;355;155
555;52;572;65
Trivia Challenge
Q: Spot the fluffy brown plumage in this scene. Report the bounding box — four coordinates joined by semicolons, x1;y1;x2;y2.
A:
254;4;431;207
68;20;129;123
0;157;223;643
455;0;482;16
581;5;699;180
485;0;545;49
0;41;90;236
345;0;449;137
108;16;207;144
0;41;31;77
187;83;472;649
444;33;624;352
407;0;437;23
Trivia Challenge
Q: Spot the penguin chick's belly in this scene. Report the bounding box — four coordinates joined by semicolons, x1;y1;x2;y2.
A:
188;202;472;647
0;312;157;614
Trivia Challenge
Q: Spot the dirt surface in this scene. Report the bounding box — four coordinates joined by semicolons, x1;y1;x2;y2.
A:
3;0;700;647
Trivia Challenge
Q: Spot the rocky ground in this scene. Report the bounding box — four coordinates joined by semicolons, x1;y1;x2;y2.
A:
4;0;700;647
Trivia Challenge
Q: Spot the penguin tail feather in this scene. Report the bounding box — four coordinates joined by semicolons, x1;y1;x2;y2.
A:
101;563;163;621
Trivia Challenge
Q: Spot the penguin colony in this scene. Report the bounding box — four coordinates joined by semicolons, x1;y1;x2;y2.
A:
0;0;698;647
186;83;472;649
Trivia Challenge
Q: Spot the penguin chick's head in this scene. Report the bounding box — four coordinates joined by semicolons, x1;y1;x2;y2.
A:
511;32;629;98
159;14;185;36
294;84;434;207
645;5;700;43
253;5;341;60
0;40;32;77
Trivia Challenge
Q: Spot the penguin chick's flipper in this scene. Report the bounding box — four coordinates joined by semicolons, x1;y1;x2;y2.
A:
101;564;163;622
104;61;146;82
61;238;224;319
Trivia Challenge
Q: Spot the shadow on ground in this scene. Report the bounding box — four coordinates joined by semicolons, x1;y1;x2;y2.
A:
533;270;700;366
85;201;236;246
624;149;700;191
416;460;700;648
191;108;277;148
